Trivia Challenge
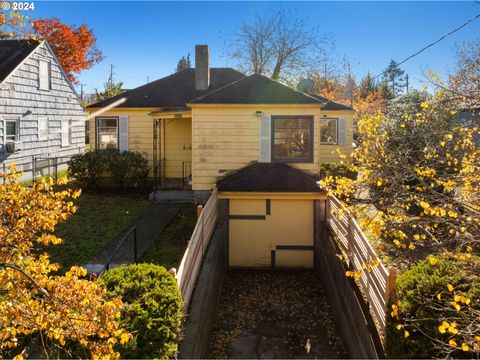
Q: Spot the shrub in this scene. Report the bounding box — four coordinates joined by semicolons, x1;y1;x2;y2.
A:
99;263;183;359
387;253;480;358
68;150;149;189
67;150;106;188
318;162;357;180
108;151;149;189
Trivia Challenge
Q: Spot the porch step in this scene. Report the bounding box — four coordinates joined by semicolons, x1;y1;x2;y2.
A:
149;190;194;202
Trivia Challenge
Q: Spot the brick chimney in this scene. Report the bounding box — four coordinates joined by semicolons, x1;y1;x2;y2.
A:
195;45;210;90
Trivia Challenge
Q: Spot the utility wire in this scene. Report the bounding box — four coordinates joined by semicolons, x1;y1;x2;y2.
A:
372;12;480;82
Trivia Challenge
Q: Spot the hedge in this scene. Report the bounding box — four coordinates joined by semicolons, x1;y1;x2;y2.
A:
99;263;184;359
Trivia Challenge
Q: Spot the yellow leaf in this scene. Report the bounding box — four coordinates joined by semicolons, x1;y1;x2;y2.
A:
396;324;402;330
461;343;469;352
449;339;457;347
447;284;454;292
436;293;442;300
438;325;446;334
404;330;409;338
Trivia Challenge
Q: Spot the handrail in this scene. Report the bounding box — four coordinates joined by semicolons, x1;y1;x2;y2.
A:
97;226;138;277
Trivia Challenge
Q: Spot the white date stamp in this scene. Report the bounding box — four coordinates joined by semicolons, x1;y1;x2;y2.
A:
1;2;35;11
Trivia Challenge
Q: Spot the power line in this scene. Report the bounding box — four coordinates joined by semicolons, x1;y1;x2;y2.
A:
372;12;480;82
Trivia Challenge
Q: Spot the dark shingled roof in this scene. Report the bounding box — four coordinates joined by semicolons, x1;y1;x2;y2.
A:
87;68;245;108
307;93;354;111
189;73;322;104
217;162;323;192
0;39;41;83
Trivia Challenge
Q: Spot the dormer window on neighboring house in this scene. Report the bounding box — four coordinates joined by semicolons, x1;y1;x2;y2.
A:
271;115;313;163
39;60;51;90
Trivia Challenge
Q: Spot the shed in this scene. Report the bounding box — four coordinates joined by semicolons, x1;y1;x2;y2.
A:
217;162;325;268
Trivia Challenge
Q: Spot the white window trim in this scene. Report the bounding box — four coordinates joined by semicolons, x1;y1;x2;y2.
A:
319;117;339;145
39;59;51;91
38;116;48;141
4;117;20;143
96;117;119;150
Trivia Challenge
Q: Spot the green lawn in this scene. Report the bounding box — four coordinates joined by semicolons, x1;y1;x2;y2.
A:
141;204;197;269
49;193;150;271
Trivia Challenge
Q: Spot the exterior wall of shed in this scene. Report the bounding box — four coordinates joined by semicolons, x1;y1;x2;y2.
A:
223;192;324;268
88;108;192;178
0;42;85;175
190;105;354;191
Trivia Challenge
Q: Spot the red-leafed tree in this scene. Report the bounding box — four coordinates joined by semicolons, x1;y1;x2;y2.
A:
32;17;102;83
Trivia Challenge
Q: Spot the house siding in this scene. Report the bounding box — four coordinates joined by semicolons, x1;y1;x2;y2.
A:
88;109;192;178
0;42;85;173
190;105;354;191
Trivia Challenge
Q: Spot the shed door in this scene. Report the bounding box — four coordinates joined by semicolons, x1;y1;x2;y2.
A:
229;199;314;268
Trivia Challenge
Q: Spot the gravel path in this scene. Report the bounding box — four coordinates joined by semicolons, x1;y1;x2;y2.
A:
208;270;347;359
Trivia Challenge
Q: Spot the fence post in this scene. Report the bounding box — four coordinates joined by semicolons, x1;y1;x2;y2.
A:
133;227;138;262
54;157;58;183
347;216;354;267
386;265;397;304
196;204;203;218
32;156;36;183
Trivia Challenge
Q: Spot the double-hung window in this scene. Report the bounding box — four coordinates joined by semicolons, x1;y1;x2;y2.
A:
96;117;118;150
5;118;19;142
320;118;338;144
272;116;313;162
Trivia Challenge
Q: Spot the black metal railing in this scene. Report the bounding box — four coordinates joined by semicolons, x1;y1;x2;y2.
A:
98;226;138;277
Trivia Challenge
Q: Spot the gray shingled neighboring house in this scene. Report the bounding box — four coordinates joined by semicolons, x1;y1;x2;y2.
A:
0;39;85;181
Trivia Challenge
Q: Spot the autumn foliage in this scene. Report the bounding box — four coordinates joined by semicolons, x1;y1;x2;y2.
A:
0;166;130;359
0;8;31;38
32;17;102;83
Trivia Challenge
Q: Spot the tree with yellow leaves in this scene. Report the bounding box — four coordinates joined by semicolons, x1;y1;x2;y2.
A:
319;86;479;357
0;166;130;359
0;7;32;38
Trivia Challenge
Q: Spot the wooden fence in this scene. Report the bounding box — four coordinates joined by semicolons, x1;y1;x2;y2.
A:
175;189;218;308
326;195;396;331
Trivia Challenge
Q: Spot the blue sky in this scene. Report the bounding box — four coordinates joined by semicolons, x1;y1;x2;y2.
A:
30;1;480;94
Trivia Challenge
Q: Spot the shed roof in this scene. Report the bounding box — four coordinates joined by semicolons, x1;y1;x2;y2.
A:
217;162;323;193
0;39;41;83
189;73;322;105
87;68;245;108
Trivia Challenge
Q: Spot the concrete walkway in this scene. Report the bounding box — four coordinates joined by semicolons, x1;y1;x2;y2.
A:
84;202;182;274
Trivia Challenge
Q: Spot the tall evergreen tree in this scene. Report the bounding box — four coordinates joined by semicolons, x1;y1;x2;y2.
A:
358;72;377;99
94;74;124;102
382;59;406;97
175;53;191;72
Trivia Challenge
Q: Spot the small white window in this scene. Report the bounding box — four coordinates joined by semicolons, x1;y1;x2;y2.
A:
38;116;48;141
96;117;118;149
320;118;338;144
61;119;70;147
5;118;19;142
39;60;51;90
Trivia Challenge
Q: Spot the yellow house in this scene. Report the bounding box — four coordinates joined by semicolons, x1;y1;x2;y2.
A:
87;45;354;268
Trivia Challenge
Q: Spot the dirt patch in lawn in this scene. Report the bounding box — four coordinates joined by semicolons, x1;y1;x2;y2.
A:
208;270;347;359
